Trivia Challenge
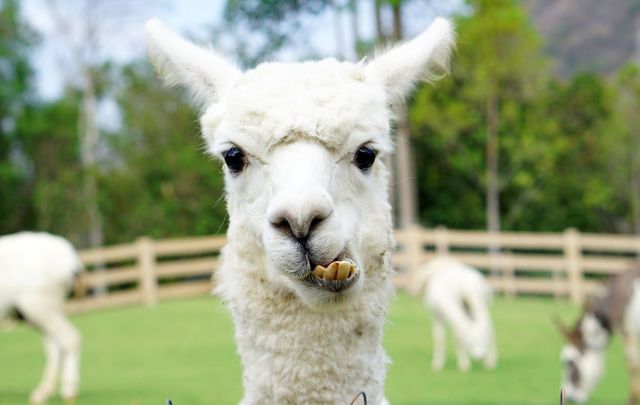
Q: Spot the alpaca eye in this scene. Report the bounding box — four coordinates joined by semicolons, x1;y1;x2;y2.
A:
354;145;377;172
223;146;246;174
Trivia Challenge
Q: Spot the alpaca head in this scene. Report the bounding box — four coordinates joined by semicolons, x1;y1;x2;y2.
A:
556;312;610;403
146;18;454;307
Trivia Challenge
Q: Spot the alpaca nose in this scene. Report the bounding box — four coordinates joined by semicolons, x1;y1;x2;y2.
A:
268;190;333;242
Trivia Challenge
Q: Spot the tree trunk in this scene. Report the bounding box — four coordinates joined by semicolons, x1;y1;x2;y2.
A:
349;0;361;58
486;92;501;274
79;66;106;294
390;3;418;228
332;0;346;59
630;126;640;258
373;0;385;42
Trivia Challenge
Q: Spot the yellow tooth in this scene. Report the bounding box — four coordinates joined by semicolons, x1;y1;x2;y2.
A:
324;262;339;280
337;261;350;281
349;264;358;278
313;265;326;279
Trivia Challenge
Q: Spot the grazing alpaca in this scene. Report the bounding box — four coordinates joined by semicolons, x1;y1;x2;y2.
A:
0;232;82;404
146;17;454;404
412;256;497;372
556;266;640;404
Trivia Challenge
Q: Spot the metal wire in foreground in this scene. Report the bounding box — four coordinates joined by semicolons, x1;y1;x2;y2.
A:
349;391;367;405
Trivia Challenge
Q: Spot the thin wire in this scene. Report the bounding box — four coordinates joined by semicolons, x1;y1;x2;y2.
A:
349;391;367;405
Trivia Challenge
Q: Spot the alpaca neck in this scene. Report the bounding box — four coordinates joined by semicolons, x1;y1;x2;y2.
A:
217;238;393;405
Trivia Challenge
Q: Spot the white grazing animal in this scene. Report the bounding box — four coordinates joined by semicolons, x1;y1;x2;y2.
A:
0;232;82;403
413;256;497;372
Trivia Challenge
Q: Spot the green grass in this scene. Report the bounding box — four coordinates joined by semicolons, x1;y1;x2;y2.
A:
0;293;629;404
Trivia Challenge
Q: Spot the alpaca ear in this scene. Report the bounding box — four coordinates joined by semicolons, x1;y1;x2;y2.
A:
145;19;241;108
365;17;454;104
552;315;573;341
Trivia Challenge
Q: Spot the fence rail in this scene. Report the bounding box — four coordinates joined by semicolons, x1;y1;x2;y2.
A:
66;228;640;314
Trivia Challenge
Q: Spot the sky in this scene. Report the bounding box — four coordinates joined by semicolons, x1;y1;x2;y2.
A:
22;0;227;99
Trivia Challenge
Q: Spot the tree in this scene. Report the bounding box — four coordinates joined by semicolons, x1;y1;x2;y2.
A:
607;65;640;236
0;0;37;234
99;62;227;243
411;0;546;234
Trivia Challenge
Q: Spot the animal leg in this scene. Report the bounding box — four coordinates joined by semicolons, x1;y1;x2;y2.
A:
455;335;470;372
18;288;81;403
431;316;446;371
434;297;472;372
49;313;81;402
29;335;61;404
483;327;498;370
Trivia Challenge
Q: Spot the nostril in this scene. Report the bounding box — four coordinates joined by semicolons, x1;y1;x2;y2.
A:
270;217;295;238
270;209;332;242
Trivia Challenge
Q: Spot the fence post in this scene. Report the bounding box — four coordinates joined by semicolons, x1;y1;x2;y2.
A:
502;252;515;298
407;224;423;273
434;225;449;255
564;228;583;304
137;237;158;307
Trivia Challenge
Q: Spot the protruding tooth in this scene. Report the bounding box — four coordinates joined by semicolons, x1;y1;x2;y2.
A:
348;264;358;278
324;262;339;280
337;261;350;281
313;265;326;279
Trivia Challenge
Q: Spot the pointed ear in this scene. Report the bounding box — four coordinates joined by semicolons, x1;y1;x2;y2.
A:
552;315;572;341
365;17;454;104
145;19;241;108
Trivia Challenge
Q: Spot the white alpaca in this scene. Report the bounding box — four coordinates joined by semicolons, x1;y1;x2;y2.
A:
0;232;82;404
146;17;454;404
413;256;497;372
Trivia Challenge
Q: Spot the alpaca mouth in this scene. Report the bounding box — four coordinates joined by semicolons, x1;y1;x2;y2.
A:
303;258;360;293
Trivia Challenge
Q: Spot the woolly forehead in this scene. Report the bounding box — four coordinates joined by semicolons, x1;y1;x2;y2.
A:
201;60;391;156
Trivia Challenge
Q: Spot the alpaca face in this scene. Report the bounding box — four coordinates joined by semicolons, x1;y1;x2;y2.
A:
202;61;393;305
559;314;609;403
146;17;454;306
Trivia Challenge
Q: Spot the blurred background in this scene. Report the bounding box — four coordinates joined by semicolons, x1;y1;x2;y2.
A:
2;0;640;404
3;0;639;246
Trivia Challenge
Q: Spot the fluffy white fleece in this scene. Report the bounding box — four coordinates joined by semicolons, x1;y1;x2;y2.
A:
0;232;82;403
146;17;454;404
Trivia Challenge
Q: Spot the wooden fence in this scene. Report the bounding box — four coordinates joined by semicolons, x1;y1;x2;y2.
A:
66;227;640;314
393;226;640;304
66;236;225;314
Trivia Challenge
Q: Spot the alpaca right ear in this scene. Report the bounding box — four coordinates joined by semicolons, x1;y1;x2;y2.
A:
145;19;241;108
365;17;454;105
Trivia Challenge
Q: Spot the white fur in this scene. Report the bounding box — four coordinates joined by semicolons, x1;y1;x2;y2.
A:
0;232;82;403
414;256;497;372
146;17;454;404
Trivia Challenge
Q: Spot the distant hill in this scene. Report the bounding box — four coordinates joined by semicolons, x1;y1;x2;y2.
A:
524;0;640;76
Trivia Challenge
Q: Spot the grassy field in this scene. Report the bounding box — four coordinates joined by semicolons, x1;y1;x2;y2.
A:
0;292;630;404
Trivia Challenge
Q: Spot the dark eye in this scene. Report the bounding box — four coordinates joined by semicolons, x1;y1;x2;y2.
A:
354;145;377;172
222;146;246;174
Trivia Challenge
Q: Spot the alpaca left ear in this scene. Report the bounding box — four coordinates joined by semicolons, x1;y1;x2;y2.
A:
365;17;455;104
145;19;241;109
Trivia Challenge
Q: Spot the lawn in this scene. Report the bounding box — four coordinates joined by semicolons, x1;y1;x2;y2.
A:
0;293;629;404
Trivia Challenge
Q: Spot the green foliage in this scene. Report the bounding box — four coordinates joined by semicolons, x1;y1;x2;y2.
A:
14;91;84;240
410;0;546;230
98;62;227;244
0;0;37;234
